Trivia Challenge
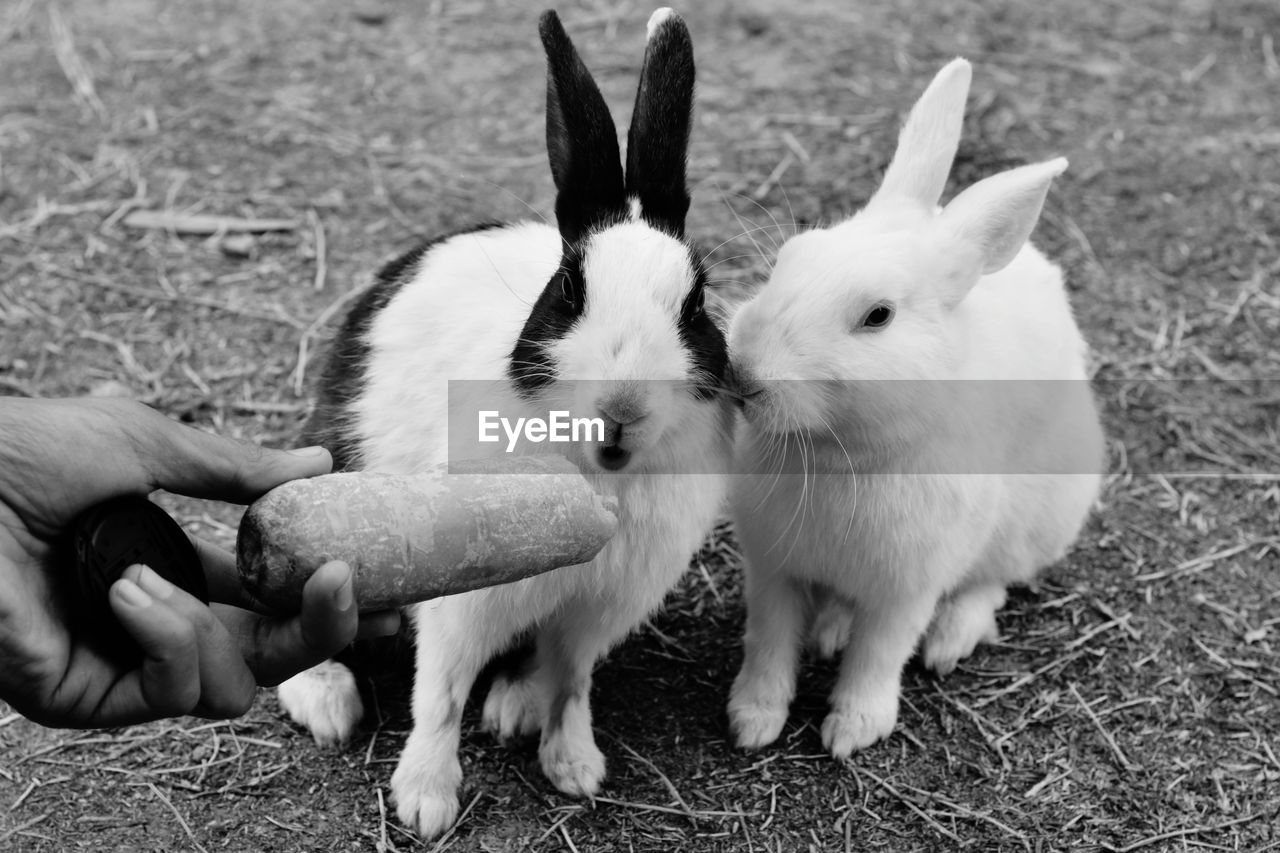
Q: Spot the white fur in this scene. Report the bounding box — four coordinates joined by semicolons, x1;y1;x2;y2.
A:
278;219;732;838
726;60;1104;758
875;57;971;210
276;660;363;747
646;7;675;39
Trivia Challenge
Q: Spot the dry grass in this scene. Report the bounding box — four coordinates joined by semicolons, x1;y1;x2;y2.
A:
2;0;1279;850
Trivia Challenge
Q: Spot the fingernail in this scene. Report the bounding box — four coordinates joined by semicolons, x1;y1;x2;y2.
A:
334;572;354;611
287;445;329;458
135;565;175;599
115;578;152;608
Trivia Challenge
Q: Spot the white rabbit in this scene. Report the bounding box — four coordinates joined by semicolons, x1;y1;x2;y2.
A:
275;8;734;838
725;58;1104;759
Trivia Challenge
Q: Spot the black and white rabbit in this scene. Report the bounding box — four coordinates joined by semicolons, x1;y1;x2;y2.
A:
276;8;733;838
726;59;1105;758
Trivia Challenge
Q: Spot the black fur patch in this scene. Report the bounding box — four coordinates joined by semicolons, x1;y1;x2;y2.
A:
301;222;504;470
677;253;729;401
507;251;588;398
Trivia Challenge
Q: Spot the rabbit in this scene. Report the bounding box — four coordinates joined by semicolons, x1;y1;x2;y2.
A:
274;7;734;839
724;58;1105;759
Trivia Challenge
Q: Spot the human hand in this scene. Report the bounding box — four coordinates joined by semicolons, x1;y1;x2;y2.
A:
0;396;399;728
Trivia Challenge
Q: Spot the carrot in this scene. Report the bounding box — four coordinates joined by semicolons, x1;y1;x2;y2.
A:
236;456;618;613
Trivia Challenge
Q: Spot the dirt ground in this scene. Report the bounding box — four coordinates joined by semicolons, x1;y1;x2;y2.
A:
1;0;1278;850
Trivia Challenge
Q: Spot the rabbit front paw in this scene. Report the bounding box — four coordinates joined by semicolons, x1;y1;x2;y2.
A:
390;755;461;840
728;670;790;750
728;698;789;750
541;733;606;797
821;693;898;758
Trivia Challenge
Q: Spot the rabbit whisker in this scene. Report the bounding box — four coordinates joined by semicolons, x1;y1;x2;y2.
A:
724;189;795;252
774;426;816;566
469;234;533;309
674;376;747;404
718;192;781;256
467;175;551;226
763;419;812;563
716;188;783;268
699;227;786;267
813;410;859;546
773;180;802;242
757;420;794;514
703;251;774;273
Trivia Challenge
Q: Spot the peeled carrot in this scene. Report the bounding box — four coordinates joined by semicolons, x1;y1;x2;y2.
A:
236;456;618;613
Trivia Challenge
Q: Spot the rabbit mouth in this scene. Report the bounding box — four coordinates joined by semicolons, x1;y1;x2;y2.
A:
737;388;767;422
737;386;763;410
596;443;633;471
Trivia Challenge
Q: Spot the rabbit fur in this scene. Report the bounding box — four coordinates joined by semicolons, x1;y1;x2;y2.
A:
725;58;1105;758
276;8;734;838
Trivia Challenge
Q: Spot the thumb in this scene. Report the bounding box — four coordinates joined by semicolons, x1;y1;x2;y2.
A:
119;402;333;503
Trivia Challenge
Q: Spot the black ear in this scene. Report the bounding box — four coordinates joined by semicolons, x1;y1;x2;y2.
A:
539;10;627;245
624;8;695;238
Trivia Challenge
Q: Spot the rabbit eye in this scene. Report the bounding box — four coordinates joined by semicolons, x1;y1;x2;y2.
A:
858;302;895;331
559;274;576;308
691;288;705;316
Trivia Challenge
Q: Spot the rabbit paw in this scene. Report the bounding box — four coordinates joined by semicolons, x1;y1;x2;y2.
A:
922;596;1000;676
821;695;898;758
277;661;363;747
390;757;460;840
728;668;791;750
541;734;606;798
809;606;853;660
481;674;544;741
728;698;789;750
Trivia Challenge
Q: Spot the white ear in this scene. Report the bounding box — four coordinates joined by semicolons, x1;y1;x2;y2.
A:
873;58;972;209
939;157;1067;275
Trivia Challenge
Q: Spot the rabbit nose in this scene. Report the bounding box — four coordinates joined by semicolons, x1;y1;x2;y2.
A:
597;387;647;426
601;405;647;429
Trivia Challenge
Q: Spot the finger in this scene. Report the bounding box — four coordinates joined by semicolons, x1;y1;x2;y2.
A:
197;536;402;631
218;560;359;687
94;576;202;724
355;609;402;640
126;564;257;719
111;399;333;503
191;536;258;610
296;560;360;661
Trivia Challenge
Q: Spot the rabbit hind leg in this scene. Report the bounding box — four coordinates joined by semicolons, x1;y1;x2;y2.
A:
277;660;364;747
480;639;547;741
808;589;855;660
921;582;1007;676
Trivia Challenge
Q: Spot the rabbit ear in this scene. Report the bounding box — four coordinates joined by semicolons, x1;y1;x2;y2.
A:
940;158;1067;280
540;10;627;244
872;58;972;209
624;8;695;237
